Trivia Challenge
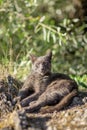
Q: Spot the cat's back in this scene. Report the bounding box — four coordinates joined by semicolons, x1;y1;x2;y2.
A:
47;73;78;96
50;72;71;81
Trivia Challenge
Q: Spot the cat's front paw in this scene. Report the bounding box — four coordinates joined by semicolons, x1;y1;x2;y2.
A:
12;96;21;105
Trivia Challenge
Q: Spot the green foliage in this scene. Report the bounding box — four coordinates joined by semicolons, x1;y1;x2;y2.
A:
71;75;87;90
0;0;87;84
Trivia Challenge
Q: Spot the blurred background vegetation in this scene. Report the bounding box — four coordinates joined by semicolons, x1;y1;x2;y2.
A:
0;0;87;89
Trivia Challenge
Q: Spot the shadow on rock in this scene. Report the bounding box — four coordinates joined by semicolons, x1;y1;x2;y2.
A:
27;114;51;130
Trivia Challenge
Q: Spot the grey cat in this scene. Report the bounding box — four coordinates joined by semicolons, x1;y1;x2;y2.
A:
17;51;78;113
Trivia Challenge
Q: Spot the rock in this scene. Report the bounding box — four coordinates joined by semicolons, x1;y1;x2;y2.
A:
82;97;87;103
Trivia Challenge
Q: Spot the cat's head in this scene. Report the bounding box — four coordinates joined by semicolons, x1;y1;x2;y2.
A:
30;51;52;76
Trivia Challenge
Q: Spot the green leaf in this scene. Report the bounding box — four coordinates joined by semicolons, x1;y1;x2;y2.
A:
43;27;47;41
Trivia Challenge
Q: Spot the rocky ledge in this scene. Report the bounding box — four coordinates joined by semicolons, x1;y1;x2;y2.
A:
0;77;87;130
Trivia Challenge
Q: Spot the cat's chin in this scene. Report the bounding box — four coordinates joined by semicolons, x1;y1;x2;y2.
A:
32;69;51;76
34;71;44;76
39;72;51;76
36;72;48;76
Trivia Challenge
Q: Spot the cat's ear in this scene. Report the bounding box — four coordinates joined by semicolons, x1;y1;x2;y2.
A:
29;54;37;63
46;50;52;60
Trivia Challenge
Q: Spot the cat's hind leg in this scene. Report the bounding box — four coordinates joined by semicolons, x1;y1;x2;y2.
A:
40;89;78;114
